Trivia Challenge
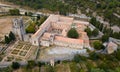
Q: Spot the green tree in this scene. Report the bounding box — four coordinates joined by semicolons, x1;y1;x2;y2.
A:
92;29;99;36
12;62;20;70
73;54;81;63
67;28;79;38
38;16;47;26
27;60;36;68
27;12;33;16
9;31;16;41
101;34;109;42
93;41;103;50
115;67;120;72
26;22;36;33
90;17;97;26
4;35;10;44
9;9;20;15
90;68;105;72
104;10;113;20
85;27;92;37
89;52;99;60
115;49;120;60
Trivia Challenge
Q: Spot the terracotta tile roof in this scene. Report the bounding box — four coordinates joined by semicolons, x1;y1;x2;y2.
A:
55;36;83;45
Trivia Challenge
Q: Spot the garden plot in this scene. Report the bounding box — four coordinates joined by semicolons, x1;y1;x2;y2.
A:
2;41;38;62
11;49;20;55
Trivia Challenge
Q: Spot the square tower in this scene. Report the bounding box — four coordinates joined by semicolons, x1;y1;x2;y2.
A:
12;17;26;41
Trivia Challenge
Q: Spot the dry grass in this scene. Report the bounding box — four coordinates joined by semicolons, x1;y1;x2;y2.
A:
0;16;29;38
55;64;70;72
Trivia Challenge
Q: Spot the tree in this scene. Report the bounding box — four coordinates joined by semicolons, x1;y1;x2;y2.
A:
9;31;16;41
90;17;97;26
101;34;109;42
104;10;113;20
115;67;120;72
4;35;10;44
37;62;45;67
39;16;47;26
27;12;33;16
37;15;40;20
92;29;99;36
115;49;120;60
73;54;81;63
93;41;103;50
67;28;79;38
26;22;36;33
89;52;99;60
9;9;20;15
27;60;36;68
90;68;105;72
85;27;92;37
12;62;20;70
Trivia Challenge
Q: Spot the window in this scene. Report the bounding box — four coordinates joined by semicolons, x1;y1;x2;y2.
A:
34;41;36;44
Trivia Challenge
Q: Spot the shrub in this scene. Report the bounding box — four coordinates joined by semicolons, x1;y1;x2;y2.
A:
67;28;79;38
12;62;20;70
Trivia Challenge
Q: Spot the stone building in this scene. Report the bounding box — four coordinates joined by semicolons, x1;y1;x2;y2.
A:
12;17;26;41
106;41;118;54
12;15;91;50
31;15;91;49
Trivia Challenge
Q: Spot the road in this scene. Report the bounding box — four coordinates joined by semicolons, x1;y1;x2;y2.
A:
0;3;50;16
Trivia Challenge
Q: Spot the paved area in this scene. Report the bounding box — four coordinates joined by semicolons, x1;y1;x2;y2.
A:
38;46;87;62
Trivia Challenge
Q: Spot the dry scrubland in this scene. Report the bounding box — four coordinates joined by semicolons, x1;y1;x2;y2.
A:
0;16;29;38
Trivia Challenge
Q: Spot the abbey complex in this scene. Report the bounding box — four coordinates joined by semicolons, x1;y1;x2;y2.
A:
12;15;91;53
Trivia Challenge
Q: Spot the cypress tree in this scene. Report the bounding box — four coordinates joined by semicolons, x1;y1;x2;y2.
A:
4;35;10;44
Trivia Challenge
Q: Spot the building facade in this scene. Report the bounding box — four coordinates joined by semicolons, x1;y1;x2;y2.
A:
31;15;91;49
12;17;26;41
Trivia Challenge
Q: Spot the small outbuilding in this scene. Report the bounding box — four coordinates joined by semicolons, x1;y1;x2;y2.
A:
106;41;118;54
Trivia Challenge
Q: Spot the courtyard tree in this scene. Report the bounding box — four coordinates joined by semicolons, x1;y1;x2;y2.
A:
93;41;103;50
4;35;10;44
9;31;16;41
39;16;47;26
67;28;79;39
92;29;99;36
26;22;36;33
11;62;20;70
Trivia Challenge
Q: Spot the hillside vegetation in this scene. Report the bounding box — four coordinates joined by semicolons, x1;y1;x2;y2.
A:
5;0;120;27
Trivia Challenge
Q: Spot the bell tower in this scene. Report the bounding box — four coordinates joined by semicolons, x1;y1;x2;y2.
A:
12;17;26;41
